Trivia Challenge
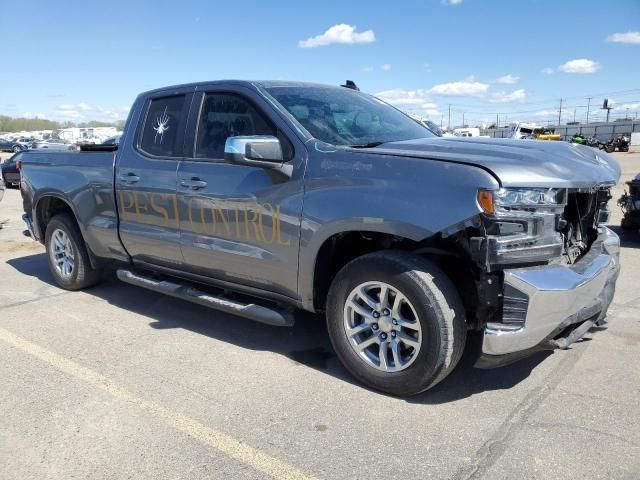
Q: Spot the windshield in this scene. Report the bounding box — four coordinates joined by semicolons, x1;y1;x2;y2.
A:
265;86;433;146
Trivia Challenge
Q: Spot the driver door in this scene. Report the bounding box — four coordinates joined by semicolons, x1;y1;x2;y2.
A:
176;87;305;299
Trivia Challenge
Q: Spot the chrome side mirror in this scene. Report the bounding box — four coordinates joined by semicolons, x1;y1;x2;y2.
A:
225;135;283;163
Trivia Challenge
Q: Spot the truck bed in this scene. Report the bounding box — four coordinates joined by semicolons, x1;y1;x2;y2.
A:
20;150;129;262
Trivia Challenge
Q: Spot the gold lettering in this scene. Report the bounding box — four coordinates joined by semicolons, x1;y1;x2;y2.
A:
150;193;170;223
261;203;278;244
187;197;205;235
210;201;231;236
134;192;149;221
243;206;264;242
274;204;291;246
118;191;135;220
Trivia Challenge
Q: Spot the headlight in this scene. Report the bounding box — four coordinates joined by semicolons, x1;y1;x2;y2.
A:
478;187;567;215
477;187;567;268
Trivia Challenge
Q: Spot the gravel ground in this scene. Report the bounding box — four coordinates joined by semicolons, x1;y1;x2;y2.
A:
0;150;639;480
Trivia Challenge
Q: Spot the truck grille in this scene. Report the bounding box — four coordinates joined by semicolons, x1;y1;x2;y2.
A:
561;188;611;264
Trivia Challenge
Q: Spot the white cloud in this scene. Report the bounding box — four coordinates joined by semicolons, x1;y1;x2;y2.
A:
50;102;131;122
381;64;392;71
56;109;84;119
488;89;527;103
362;66;373;73
495;74;519;84
298;24;375;48
22;112;47;119
558;58;601;74
428;80;489;96
541;67;554;75
617;102;640;111
442;0;463;5
606;31;640;44
376;88;431;106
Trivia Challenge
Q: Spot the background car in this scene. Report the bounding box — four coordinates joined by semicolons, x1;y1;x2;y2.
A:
102;134;121;145
15;136;36;149
30;138;77;151
0;138;26;152
1;152;22;188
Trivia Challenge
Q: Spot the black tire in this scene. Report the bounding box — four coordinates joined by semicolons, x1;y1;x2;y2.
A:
326;251;467;396
13;145;21;153
45;213;102;290
604;144;615;153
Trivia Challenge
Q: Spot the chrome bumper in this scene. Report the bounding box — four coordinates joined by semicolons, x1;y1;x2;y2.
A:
482;226;620;356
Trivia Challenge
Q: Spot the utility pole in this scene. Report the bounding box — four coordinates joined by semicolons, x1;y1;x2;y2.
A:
448;104;451;130
573;108;576;123
557;98;563;126
496;113;499;129
586;97;591;124
462;112;465;127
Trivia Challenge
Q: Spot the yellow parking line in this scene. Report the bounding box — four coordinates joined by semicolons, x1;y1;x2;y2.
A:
0;326;318;480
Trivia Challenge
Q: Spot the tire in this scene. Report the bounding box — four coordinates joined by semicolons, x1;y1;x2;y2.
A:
604;144;615;153
13;145;21;153
45;213;102;290
326;251;467;396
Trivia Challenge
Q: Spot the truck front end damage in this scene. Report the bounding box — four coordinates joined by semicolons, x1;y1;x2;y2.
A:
472;185;620;365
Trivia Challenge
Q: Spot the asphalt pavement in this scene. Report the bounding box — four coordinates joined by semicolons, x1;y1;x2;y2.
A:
0;151;639;479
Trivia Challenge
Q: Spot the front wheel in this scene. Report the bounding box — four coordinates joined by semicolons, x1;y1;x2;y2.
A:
604;144;615;153
13;145;21;153
45;214;102;290
326;251;466;396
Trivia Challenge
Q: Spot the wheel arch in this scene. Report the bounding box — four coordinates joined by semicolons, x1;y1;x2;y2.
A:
34;193;101;269
299;220;433;312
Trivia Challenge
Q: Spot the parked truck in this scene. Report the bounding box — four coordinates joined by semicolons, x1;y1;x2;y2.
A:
20;80;621;396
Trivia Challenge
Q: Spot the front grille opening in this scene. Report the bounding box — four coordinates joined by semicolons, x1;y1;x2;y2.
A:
560;188;611;264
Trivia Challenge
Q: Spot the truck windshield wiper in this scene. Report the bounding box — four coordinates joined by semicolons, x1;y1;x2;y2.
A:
348;141;386;148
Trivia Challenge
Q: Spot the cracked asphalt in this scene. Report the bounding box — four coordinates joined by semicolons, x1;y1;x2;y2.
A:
1;151;639;479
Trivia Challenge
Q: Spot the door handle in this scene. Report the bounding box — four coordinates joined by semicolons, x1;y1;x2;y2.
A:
180;177;208;190
119;172;140;184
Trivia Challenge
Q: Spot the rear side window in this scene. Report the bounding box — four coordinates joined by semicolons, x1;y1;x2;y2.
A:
140;95;187;157
195;93;277;159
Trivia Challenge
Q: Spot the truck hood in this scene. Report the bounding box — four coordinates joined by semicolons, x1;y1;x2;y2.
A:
365;137;621;188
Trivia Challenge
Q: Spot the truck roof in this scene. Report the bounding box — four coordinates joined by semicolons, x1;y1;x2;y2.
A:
140;80;346;97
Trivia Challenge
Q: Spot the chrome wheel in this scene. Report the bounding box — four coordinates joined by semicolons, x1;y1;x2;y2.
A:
49;228;75;279
343;281;422;372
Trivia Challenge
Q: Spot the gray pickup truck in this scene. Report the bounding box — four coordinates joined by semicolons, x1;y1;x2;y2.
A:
20;80;621;395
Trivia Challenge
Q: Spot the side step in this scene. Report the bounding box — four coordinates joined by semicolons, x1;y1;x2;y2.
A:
116;269;295;327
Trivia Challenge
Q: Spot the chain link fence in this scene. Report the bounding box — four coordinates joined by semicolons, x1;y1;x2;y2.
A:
483;121;640;141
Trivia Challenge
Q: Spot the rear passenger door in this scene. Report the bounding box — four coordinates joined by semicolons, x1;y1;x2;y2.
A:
116;88;195;269
176;86;305;299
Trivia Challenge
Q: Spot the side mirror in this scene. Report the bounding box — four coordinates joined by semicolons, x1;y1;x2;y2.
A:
224;135;291;177
225;135;283;163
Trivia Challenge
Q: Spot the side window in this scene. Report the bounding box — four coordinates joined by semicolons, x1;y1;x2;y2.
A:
195;93;278;159
140;94;187;157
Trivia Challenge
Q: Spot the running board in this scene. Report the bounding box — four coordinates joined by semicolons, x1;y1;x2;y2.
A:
116;269;295;327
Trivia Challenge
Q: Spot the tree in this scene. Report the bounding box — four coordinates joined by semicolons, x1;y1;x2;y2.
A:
0;115;122;133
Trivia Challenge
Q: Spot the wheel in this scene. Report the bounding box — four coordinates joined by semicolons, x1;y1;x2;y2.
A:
13;145;21;152
45;214;101;290
326;251;467;396
604;144;615;153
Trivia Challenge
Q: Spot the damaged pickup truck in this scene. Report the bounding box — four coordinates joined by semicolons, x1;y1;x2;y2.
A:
20;80;621;395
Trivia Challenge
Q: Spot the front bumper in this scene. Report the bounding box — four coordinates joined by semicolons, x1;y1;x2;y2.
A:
482;226;620;356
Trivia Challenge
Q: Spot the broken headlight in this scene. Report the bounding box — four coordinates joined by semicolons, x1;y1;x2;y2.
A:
477;188;568;268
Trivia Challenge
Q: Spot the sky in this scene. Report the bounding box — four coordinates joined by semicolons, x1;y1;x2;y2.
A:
0;0;639;128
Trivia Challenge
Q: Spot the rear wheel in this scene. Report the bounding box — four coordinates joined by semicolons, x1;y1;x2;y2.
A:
326;251;467;396
45;214;102;290
13;145;21;153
